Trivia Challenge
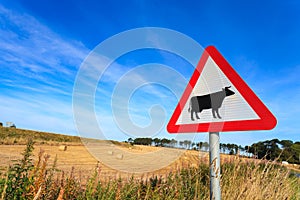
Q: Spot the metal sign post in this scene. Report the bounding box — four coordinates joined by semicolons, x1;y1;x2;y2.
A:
209;132;221;200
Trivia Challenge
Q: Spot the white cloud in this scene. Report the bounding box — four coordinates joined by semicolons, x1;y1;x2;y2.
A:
0;4;91;134
0;5;89;84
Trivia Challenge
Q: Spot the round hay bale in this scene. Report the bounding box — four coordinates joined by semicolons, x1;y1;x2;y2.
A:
58;145;67;151
116;154;123;160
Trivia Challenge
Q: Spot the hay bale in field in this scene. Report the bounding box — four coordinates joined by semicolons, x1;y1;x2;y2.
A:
58;145;67;151
116;154;123;160
107;151;114;155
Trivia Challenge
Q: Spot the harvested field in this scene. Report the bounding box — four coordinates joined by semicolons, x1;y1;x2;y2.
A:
0;143;209;179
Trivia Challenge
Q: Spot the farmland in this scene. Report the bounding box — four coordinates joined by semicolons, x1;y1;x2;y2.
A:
0;127;299;199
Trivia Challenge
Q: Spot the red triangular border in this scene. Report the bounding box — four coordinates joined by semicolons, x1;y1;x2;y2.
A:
167;46;277;133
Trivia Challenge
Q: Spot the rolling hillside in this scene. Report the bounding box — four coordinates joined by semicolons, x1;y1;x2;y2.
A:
0;126;81;145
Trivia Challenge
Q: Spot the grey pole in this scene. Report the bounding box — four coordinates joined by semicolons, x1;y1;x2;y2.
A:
209;132;221;200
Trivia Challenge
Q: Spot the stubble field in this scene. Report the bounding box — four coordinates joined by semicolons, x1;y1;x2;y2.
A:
0;128;299;199
0;143;209;181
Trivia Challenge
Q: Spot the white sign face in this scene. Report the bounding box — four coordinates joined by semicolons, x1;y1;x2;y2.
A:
167;46;276;133
176;56;259;125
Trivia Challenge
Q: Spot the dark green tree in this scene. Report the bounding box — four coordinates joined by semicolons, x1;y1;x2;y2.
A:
127;138;134;145
161;138;171;147
198;142;203;151
133;138;152;145
153;138;161;146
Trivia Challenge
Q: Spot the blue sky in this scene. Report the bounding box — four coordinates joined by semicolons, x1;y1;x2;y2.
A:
0;0;299;146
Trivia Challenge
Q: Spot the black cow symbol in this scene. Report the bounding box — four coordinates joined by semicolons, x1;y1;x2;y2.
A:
188;86;235;121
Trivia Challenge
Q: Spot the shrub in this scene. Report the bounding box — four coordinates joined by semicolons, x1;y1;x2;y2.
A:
3;139;35;199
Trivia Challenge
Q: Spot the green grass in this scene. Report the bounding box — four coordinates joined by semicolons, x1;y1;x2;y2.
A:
0;140;299;200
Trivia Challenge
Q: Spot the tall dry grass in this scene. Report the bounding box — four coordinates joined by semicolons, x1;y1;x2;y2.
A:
0;140;299;200
221;157;299;199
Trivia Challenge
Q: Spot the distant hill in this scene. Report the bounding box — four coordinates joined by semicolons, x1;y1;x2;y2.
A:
0;126;82;145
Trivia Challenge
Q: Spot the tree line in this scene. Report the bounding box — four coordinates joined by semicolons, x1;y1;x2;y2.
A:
127;137;208;150
126;137;300;164
245;139;300;164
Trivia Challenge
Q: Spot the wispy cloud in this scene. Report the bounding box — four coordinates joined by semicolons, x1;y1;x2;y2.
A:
0;4;90;133
0;5;89;93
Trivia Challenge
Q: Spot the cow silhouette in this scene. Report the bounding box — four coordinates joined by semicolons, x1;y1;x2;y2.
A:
188;86;235;121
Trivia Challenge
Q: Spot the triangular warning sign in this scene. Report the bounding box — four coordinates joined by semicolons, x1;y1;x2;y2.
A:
167;46;277;133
